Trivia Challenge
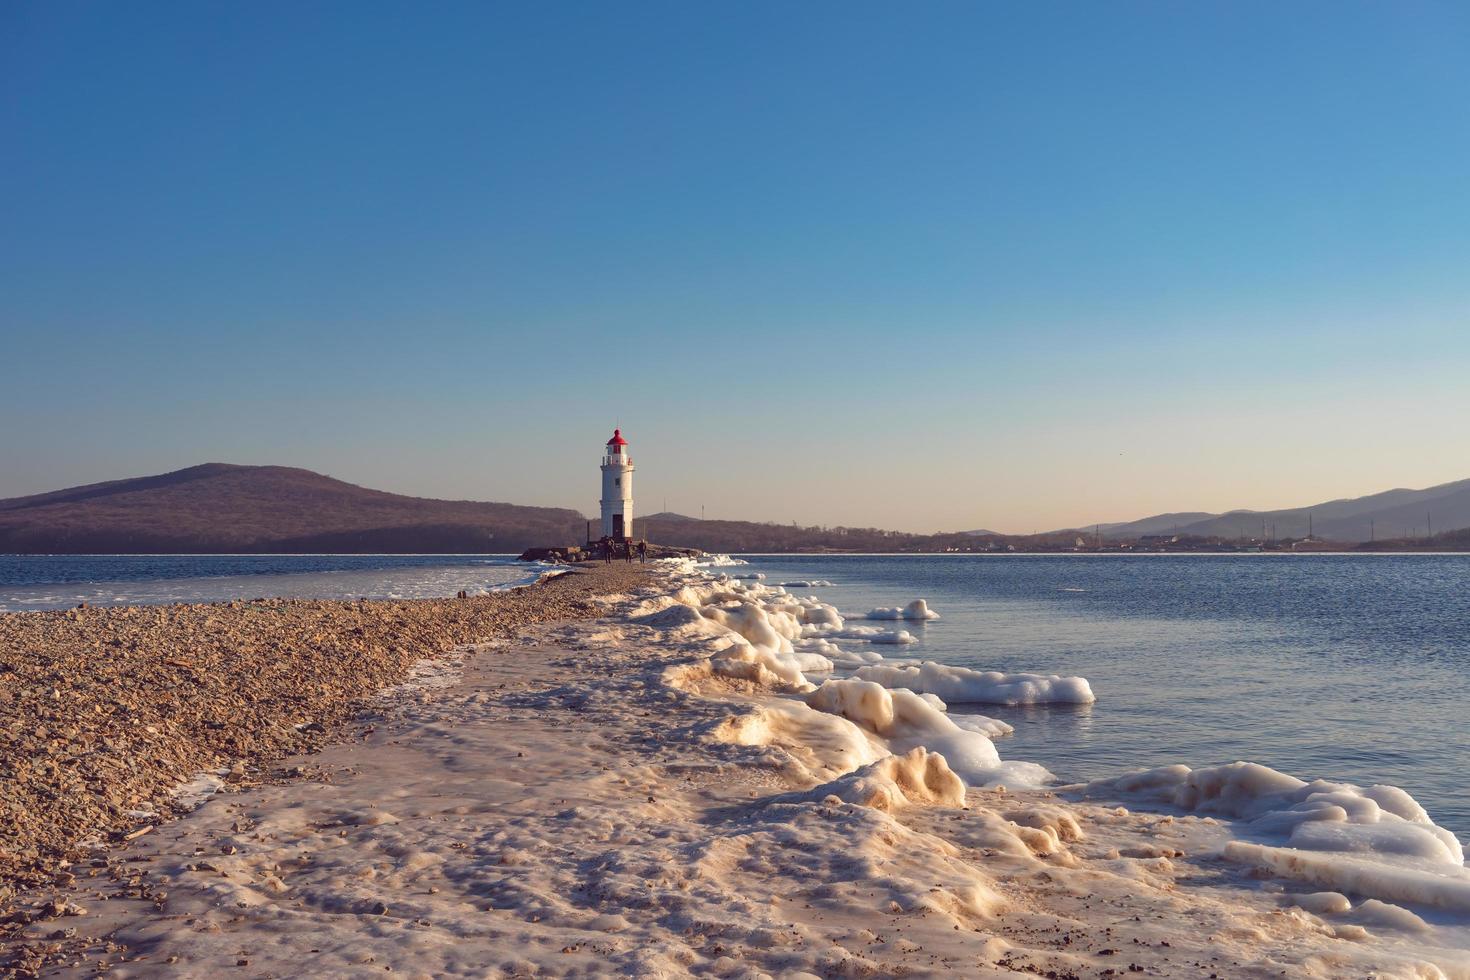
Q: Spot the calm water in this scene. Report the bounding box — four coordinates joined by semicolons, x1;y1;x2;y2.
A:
736;554;1470;840
0;554;535;611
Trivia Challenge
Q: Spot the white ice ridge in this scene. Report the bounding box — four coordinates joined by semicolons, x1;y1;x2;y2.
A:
648;560;1051;792
855;661;1096;706
806;677;1050;788
780;746;967;811
864;598;940;621
1085;762;1470;912
695;554;748;567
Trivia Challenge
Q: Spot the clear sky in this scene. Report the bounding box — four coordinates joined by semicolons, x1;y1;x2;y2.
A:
3;2;1468;533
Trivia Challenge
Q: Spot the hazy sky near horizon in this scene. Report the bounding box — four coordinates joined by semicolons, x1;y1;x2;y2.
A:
4;2;1469;533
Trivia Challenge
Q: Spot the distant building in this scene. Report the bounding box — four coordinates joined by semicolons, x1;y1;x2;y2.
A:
1139;534;1180;545
600;428;635;540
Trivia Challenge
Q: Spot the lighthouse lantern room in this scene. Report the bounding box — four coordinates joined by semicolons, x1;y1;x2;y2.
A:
600;428;635;540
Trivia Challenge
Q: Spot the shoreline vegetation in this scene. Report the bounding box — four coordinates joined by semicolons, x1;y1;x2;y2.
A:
2;558;1466;977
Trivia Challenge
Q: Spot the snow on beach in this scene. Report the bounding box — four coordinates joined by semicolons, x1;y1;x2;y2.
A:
648;558;1470;971
634;558;1470;971
29;557;1469;977
1085;762;1470;913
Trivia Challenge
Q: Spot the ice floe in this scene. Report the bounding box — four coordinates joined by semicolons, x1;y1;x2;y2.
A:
864;598;940;620
855;661;1096;705
807;677;1052;788
1085;761;1470;912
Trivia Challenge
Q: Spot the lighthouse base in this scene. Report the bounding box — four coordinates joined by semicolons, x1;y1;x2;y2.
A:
517;543;704;563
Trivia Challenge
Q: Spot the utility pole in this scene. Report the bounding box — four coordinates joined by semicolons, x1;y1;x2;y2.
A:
1308;512;1313;539
1428;513;1433;539
1370;519;1374;543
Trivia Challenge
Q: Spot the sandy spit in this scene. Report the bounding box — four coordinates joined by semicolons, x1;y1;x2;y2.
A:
0;565;647;897
2;563;1466;979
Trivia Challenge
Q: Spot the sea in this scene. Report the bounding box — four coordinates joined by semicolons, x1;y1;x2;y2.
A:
735;554;1470;841
0;554;540;610
3;551;1466;839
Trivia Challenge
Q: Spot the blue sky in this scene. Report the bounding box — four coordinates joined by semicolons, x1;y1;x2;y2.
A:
3;1;1468;532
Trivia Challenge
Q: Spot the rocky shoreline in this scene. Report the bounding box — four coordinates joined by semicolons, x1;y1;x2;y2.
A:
0;565;647;907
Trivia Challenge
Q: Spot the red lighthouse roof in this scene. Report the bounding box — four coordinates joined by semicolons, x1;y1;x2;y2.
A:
606;428;628;447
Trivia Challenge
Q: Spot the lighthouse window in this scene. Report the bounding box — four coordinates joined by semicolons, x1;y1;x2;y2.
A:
614;478;621;486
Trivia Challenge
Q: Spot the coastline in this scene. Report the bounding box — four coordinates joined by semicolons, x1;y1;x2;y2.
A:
0;565;643;894
3;559;1466;977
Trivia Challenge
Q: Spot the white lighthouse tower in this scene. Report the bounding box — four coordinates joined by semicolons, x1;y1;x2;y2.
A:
600;428;635;540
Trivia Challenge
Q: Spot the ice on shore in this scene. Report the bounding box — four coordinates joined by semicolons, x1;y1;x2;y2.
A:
807;677;1051;788
696;554;748;567
654;555;1470;963
715;697;887;781
782;746;967;811
950;712;1015;738
864;598;940;621
856;661;1096;705
826;624;918;644
1085;761;1470;912
656;568;1047;789
822;645;886;666
67;555;1470;980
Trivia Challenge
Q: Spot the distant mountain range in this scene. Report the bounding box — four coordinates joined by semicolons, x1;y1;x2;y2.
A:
1;464;1466;554
1065;478;1470;543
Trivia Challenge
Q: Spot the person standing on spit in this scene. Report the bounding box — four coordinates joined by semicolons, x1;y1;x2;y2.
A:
637;540;647;564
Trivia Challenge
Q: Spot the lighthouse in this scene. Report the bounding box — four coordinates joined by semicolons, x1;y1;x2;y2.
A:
600;428;635;540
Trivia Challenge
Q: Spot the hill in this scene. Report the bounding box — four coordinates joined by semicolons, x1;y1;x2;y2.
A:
0;466;1046;555
1070;479;1470;543
1357;525;1470;552
633;515;1067;554
0;464;1036;555
0;464;585;554
7;464;1466;556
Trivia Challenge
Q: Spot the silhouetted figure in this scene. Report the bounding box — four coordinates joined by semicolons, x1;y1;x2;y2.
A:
637;540;647;564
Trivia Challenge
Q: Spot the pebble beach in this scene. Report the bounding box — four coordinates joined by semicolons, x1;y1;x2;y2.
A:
0;564;647;948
